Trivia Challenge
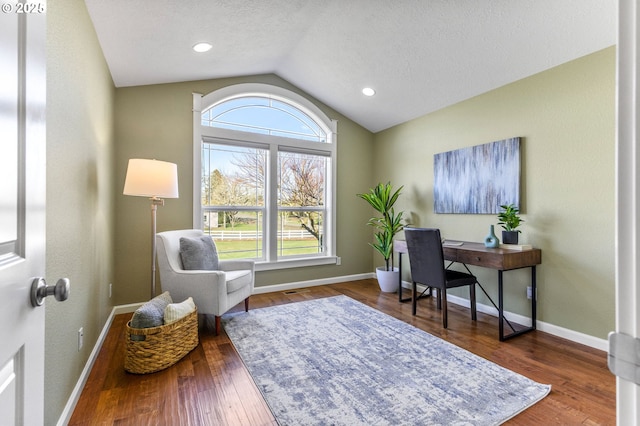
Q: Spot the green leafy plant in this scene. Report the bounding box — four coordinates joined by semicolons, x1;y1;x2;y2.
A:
357;182;404;271
497;204;524;232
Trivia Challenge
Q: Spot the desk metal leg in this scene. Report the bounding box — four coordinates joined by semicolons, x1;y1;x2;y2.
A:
398;252;404;302
531;266;537;330
499;266;537;341
498;271;504;340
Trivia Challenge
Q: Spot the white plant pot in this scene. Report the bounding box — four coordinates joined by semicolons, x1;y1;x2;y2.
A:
375;266;399;293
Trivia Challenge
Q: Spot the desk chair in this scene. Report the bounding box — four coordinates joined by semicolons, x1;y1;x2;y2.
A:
404;227;477;328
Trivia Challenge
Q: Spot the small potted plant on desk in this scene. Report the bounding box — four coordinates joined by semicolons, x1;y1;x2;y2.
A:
357;182;404;292
497;203;524;245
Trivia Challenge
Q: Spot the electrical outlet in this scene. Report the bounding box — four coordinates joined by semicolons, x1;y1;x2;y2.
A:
78;327;84;351
336;257;341;265
109;283;112;298
526;286;532;300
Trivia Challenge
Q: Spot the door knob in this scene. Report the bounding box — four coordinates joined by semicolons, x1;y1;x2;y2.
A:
30;277;70;307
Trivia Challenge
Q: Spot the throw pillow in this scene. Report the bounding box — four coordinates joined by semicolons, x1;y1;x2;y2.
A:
179;236;219;270
130;291;173;329
164;297;196;325
130;291;174;340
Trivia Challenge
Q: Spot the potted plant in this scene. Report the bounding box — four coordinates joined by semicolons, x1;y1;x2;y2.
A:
497;203;524;244
357;182;404;292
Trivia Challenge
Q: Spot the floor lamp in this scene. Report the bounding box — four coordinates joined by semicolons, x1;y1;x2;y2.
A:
123;159;179;299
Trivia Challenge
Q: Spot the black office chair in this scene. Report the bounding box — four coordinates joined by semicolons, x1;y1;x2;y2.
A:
404;227;477;328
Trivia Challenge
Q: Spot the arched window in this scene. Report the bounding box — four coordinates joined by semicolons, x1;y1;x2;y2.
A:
193;84;338;270
202;96;326;142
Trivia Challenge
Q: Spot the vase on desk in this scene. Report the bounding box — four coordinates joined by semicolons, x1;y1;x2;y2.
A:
484;225;500;248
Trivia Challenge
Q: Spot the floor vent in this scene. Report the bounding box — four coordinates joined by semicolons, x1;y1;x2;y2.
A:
283;289;310;295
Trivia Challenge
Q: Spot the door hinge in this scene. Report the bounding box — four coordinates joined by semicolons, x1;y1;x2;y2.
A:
608;331;640;384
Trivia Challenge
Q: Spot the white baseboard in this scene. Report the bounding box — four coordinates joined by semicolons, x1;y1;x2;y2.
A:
113;302;145;314
252;272;375;294
403;281;608;352
59;273;606;424
56;308;117;426
57;302;145;425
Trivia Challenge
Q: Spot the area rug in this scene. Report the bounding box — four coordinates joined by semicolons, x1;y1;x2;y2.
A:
222;295;550;426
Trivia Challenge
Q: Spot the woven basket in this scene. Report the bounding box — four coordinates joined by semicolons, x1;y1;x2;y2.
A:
124;308;199;374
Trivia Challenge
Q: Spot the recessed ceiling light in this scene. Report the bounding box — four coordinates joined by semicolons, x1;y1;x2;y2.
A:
193;42;212;53
362;87;376;97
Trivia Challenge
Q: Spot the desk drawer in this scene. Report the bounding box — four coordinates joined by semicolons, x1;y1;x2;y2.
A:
455;250;505;269
453;247;541;270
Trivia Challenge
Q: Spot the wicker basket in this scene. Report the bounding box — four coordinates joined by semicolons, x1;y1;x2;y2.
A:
124;308;199;374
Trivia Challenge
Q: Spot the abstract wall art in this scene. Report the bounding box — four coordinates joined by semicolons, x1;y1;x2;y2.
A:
434;137;521;214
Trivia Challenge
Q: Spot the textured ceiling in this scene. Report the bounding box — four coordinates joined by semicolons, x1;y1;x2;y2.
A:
85;0;616;133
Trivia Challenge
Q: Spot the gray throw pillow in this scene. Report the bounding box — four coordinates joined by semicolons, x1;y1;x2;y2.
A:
130;291;174;340
179;236;219;270
131;302;163;328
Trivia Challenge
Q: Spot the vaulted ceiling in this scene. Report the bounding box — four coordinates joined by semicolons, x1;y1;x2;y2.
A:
85;0;616;133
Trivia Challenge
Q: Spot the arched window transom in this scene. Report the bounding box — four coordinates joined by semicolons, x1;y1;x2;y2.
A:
202;96;327;143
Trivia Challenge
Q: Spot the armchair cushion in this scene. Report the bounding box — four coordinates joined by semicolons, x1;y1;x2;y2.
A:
179;236;219;270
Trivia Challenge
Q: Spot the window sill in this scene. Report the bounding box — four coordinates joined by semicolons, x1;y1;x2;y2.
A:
255;256;339;271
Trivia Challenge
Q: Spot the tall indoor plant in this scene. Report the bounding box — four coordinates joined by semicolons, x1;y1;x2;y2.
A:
497;203;524;244
357;182;404;292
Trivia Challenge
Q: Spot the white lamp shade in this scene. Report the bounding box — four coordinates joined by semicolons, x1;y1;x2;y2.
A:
123;159;179;198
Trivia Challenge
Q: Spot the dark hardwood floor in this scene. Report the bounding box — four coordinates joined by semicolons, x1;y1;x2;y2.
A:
69;279;615;425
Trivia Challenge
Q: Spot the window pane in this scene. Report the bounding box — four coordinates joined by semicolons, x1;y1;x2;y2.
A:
271;100;323;137
202;96;327;142
277;209;324;256
202;142;266;260
278;151;326;207
203;210;263;260
202;143;266;207
277;151;326;256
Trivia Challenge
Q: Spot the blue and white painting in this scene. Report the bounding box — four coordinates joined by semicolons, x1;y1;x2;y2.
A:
434;137;520;214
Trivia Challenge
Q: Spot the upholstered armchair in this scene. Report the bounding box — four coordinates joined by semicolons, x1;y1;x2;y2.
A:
156;229;254;334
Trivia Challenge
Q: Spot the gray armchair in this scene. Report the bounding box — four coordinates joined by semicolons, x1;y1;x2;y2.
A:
156;229;254;335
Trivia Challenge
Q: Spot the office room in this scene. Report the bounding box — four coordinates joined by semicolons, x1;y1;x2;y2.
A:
5;0;634;424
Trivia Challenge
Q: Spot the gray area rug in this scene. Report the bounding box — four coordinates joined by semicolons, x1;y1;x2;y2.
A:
223;295;550;425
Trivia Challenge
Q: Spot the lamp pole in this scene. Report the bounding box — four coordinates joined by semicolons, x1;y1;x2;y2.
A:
150;197;164;299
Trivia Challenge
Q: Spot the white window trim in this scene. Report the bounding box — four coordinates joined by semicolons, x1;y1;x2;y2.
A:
193;84;338;270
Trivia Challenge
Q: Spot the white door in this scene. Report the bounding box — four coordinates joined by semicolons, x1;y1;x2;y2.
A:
0;5;48;425
615;1;640;424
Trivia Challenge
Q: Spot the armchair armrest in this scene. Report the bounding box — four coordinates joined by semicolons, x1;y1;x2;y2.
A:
219;259;255;272
165;268;225;286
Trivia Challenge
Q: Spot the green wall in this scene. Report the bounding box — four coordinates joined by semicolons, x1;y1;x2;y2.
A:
113;48;616;338
373;47;616;339
113;76;374;304
43;3;615;422
46;0;115;424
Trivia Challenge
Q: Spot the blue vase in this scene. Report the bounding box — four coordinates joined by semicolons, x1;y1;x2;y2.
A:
484;225;499;248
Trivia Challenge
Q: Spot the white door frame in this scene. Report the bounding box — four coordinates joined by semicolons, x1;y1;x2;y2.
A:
616;0;640;423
